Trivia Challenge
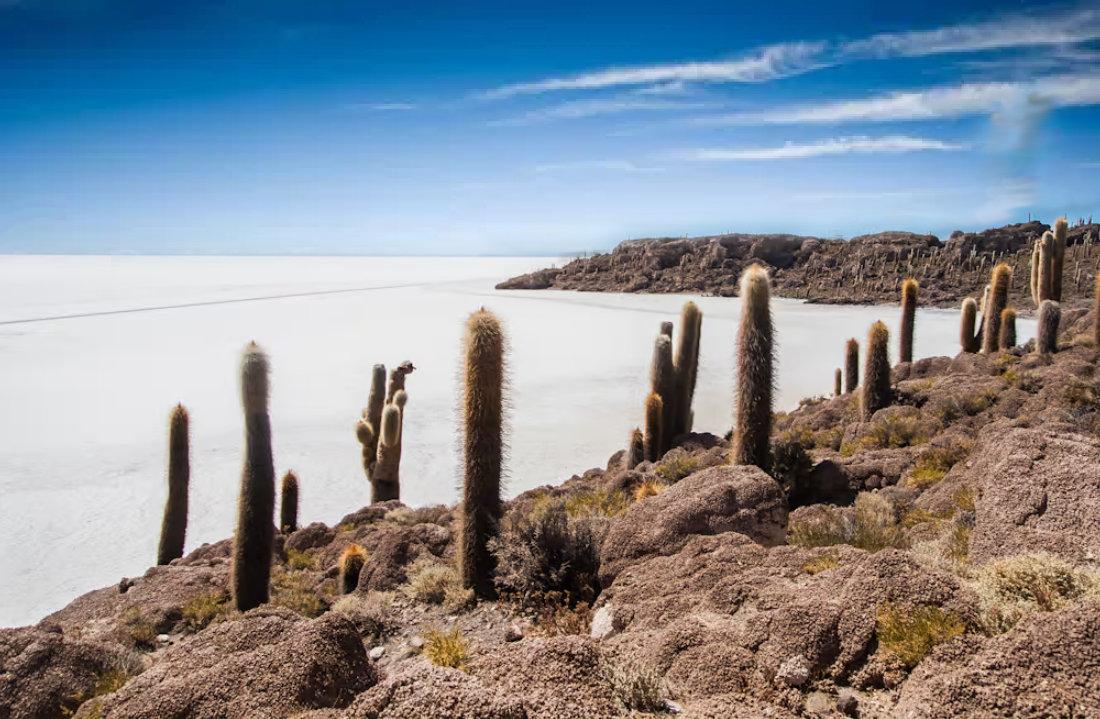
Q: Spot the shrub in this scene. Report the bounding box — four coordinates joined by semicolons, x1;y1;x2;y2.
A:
422;626;469;670
654;454;699;484
1064;378;1100;414
933;390;997;424
604;660;666;713
788;510;847;549
876;602;966;668
944;523;970;563
802;554;840;574
788;493;908;552
770;437;814;495
285;548;316;570
60;655;141;717
633;479;666;502
331;592;391;640
908;441;973;488
117;607;157;650
529;600;592;637
563;488;630;518
841;412;929;456
972;553;1100;634
952;486;977;512
403;560;474;611
181;591;230;631
270;570;326;617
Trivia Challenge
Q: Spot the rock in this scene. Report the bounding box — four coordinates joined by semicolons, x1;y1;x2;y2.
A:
836;689;859;716
599;465;788;584
343;661;525;718
775;655;810;687
589;604;616;640
74;608;374;718
286;522;336;553
368;646;385;660
504;620;531;642
156;634;170;644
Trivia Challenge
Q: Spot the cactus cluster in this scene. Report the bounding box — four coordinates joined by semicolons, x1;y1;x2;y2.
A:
636;301;704;462
156;404;190;566
356;362;413;502
1031;220;1067;306
732;265;773;469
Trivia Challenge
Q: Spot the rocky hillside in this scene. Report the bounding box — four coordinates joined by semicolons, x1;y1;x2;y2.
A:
2;302;1097;718
498;221;1100;309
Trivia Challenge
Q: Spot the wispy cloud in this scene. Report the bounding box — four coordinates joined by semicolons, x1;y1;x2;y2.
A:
488;97;710;126
533;159;665;174
477;7;1100;99
358;102;418;111
670;135;966;161
694;75;1100;125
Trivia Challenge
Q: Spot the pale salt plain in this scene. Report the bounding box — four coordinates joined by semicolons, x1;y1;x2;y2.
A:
0;255;1036;626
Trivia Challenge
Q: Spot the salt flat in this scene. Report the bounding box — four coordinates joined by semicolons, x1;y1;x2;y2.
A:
0;255;1035;626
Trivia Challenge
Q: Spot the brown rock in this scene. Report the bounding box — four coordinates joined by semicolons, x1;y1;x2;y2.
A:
343;660;525;718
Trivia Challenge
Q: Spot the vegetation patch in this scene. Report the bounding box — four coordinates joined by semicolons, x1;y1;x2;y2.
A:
632;479;666;502
972;553;1100;634
117;607;157;650
285;548;316;570
788;493;908;552
421;626;469;670
654;454;700;484
802;554;840;574
403;560;474;611
604;660;667;713
181;591;230;631
564;488;630;518
840;412;929;456
876;602;966;668
908;440;973;488
271;570;326;617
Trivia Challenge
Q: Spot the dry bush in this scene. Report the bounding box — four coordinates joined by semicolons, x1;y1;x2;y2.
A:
841;412;930;456
180;591;230;632
654;454;700;484
802;553;840;574
908;440;973;488
564;488;630;518
770;437;814;495
116;607;157;650
332;592;393;639
285;548;315;570
632;479;666;502
528;599;592;636
603;660;667;713
403;559;473;611
60;653;143;717
422;626;469;670
271;570;326;617
876;602;966;668
932;389;998;424
971;553;1100;634
788;493;908;552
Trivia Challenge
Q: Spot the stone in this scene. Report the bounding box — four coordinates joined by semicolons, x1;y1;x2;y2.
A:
590;604;616;640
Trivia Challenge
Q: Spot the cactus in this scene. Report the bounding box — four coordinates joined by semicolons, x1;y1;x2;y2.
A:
731;264;773;469
659;321;673;338
386;361;415;403
861;321;891;421
458;309;505;599
1037;300;1061;354
156;404;190;565
372;403;403;502
1029;241;1041;306
355;419;376;479
1052;217;1067;302
232;342;276;612
279;470;299;533
834;368;842;397
625;428;644;470
642;392;663;463
672;301;702;439
899;278;918;363
361;364;386;473
844;338;859;392
960;298;980;353
1094;274;1100;348
649;334;676;451
1037;232;1054;304
339;544;367;595
981;263;1011;354
998;308;1017;350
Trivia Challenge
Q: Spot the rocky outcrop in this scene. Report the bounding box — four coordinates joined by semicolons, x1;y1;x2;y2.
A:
498;222;1100;309
342;661;526;718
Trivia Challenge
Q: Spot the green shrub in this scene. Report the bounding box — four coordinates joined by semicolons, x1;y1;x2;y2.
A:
181;592;230;631
654;454;700;484
908;441;973;488
876;602;966;668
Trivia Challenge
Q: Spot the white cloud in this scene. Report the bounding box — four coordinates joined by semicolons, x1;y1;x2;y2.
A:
696;75;1100;125
670;135;967;161
533;159;665;174
488;97;709;126
361;102;418;111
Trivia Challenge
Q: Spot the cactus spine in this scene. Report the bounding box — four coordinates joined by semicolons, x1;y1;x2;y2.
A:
232;342;276;612
1037;300;1060;354
625;428;644;470
372;402;403;502
731;264;773;469
642;392;663;463
1052;218;1067;302
960;298;980;352
899;278;918;363
861;321;891;421
833;368;842;397
672;301;702;439
458;309;505;599
998;308;1017;350
339;544;367;595
156;404;190;565
280;470;299;533
981;263;1011;354
844;338;859;393
649;334;676;453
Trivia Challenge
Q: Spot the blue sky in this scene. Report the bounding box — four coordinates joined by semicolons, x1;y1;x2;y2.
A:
1;0;1098;255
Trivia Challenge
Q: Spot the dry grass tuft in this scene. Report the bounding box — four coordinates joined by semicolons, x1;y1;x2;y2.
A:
563;488;630;518
632;479;666;502
181;591;230;631
603;660;667;712
271;570;326;617
421;626;469;670
403;560;474;611
654;454;700;484
788;493;908;552
802;554;840;574
285;548;315;570
972;553;1100;634
876;602;966;668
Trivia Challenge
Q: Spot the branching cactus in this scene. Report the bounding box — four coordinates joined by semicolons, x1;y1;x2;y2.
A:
900;278;918;363
981;263;1012;354
861;321;891;421
672;301;702;439
372;403;402;502
844;338;859;392
731;264;773;469
1037;300;1061;354
458;308;505;599
625;427;644;470
643;392;663;463
279;470;299;533
649;334;676;452
232;342;276;612
960;298;980;353
157;404;190;565
998;308;1017;350
1053;217;1067;302
339;544;367;595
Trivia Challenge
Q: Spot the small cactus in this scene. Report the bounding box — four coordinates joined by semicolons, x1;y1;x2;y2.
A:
625;428;644;470
279;470;299;533
339;544;367;595
672;301;702;439
998;308;1017;350
1037;300;1060;354
833;368;842;397
458;309;505;599
899;278;918;364
981;263;1011;354
232;342;276;612
960;298;980;353
157;404;190;565
1052;217;1067;302
372;403;402;502
844;338;859;392
731;264;773;469
861;321;891;421
642;392;663;462
649;334;676;452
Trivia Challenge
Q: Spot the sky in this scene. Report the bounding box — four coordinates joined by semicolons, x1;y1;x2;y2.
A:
0;0;1098;255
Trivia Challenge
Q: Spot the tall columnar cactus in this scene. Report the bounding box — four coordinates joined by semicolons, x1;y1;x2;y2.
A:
672;301;702;439
649;334;676;451
1030;240;1041;306
372;403;403;502
280;470;299;533
1094;275;1100;348
998;308;1017;350
861;321;891;421
459;308;505;599
844;338;859;393
642;392;663;463
157;403;190;565
834;368;842;397
960;298;980;353
1052;217;1068;302
363;364;386;469
232;342;276;612
981;263;1011;354
899;278;918;363
1037;232;1054;305
1037;300;1061;354
339;544;367;595
731;264;773;469
625;428;644;470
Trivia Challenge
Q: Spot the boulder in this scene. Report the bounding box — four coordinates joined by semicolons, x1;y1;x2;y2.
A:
343;661;525;718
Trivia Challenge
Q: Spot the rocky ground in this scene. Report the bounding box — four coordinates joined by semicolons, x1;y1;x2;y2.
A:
497;221;1100;310
2;309;1098;719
